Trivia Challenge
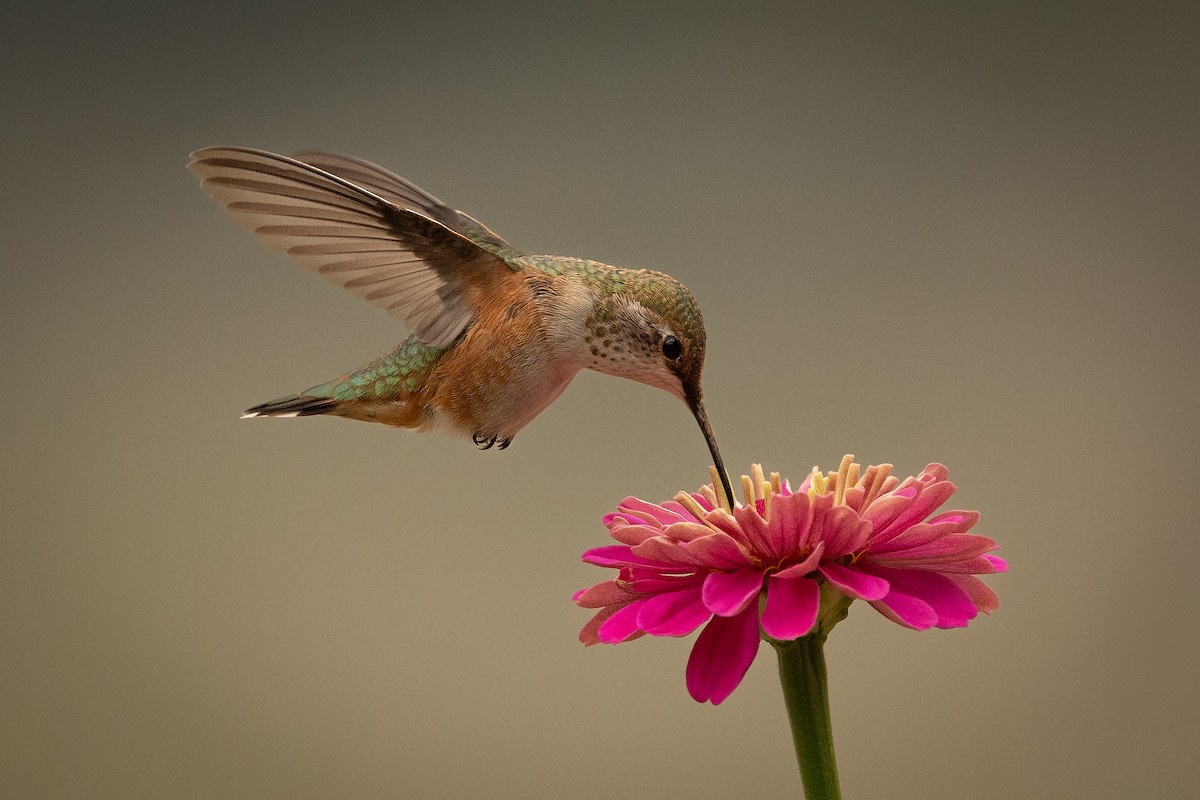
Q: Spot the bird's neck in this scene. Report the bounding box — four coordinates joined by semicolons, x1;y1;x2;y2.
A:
540;276;609;369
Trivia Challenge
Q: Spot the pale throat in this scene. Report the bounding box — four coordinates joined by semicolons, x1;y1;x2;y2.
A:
541;285;678;398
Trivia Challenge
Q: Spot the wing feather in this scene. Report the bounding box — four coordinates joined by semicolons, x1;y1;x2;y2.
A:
290;150;519;257
188;146;515;348
316;255;426;275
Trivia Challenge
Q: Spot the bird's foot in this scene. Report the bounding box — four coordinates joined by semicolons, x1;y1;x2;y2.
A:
472;432;512;451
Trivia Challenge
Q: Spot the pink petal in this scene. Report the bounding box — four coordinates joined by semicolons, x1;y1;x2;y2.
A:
947;573;1001;614
607;523;664;546
703;509;752;549
840;484;866;512
867;521;956;554
732;505;776;560
926;509;980;532
760;575;820;640
617;497;687;526
684;532;753;569
582;544;679;570
871;481;957;546
596;599;649;643
917;463;950;483
769;491;813;559
603;511;643;528
873;556;993;573
662;521;717;543
660;499;703;521
818;505;872;557
772;542;825;579
860;492;914;536
686;607;761;704
801;492;835;553
573;580;638;608
985;554;1008;572
580;603;642;646
869;592;938;630
864;565;978;628
870;533;1000;566
625;571;703;594
632;536;712;568
818;561;889;600
702;568;764;616
637;587;712;636
915;555;999;574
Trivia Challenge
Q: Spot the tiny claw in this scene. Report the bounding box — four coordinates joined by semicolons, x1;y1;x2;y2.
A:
472;432;497;450
497;438;511;450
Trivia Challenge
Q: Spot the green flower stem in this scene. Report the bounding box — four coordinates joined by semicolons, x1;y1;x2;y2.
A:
773;633;842;800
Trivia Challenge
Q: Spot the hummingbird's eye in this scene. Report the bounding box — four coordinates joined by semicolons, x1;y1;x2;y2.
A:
661;335;683;361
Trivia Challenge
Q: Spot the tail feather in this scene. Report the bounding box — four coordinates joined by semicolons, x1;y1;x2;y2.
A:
241;335;441;425
242;394;340;419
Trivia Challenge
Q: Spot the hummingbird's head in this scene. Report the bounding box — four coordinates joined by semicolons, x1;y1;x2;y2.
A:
582;269;734;505
581;269;705;399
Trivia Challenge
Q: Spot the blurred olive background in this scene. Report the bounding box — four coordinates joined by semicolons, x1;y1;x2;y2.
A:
2;2;1196;798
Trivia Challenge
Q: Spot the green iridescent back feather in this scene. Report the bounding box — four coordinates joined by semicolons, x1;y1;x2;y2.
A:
303;334;442;402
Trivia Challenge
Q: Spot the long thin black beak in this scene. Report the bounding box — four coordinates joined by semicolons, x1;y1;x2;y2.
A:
689;398;735;509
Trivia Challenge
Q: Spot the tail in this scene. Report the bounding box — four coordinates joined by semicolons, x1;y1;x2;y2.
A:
241;394;340;419
240;334;442;426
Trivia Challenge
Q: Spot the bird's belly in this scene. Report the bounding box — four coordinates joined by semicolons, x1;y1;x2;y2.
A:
426;334;579;441
484;367;578;439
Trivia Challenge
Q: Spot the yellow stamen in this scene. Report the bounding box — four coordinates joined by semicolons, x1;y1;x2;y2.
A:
698;484;719;508
762;481;773;521
709;465;733;511
808;466;827;498
858;465;876;499
847;461;861;490
770;471;782;495
675;491;717;528
741;474;756;508
751;464;766;495
863;463;893;506
833;454;855;506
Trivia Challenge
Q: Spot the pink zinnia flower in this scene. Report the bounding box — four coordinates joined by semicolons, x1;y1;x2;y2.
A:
575;457;1006;704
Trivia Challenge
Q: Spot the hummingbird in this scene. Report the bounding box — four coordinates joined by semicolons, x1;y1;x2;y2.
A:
188;146;734;503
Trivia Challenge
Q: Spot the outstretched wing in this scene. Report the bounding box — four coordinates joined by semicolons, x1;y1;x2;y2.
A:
188;146;516;348
290;150;520;261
